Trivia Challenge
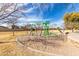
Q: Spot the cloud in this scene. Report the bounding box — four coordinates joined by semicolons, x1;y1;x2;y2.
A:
0;23;8;27
66;3;79;13
18;15;43;23
16;16;43;26
49;19;64;28
22;7;34;13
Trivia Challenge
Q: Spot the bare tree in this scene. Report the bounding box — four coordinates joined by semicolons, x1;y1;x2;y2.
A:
0;3;26;36
3;17;20;36
0;4;17;20
36;22;43;36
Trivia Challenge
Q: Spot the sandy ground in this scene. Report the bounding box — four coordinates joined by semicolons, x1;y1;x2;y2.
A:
17;38;79;56
0;30;79;56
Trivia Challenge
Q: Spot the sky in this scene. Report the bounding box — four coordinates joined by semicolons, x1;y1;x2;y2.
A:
17;3;76;27
1;3;79;28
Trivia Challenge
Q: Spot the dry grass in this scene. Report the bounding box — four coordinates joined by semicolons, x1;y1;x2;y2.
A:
0;31;26;56
0;31;26;42
0;31;49;56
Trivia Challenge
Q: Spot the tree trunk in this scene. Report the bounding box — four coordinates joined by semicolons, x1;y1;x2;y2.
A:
71;28;74;32
13;29;15;36
40;29;43;36
12;23;15;36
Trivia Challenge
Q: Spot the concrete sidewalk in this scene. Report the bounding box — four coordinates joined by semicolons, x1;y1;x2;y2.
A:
68;32;79;43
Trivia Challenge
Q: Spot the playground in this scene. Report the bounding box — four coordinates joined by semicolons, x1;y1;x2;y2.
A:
0;3;79;56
